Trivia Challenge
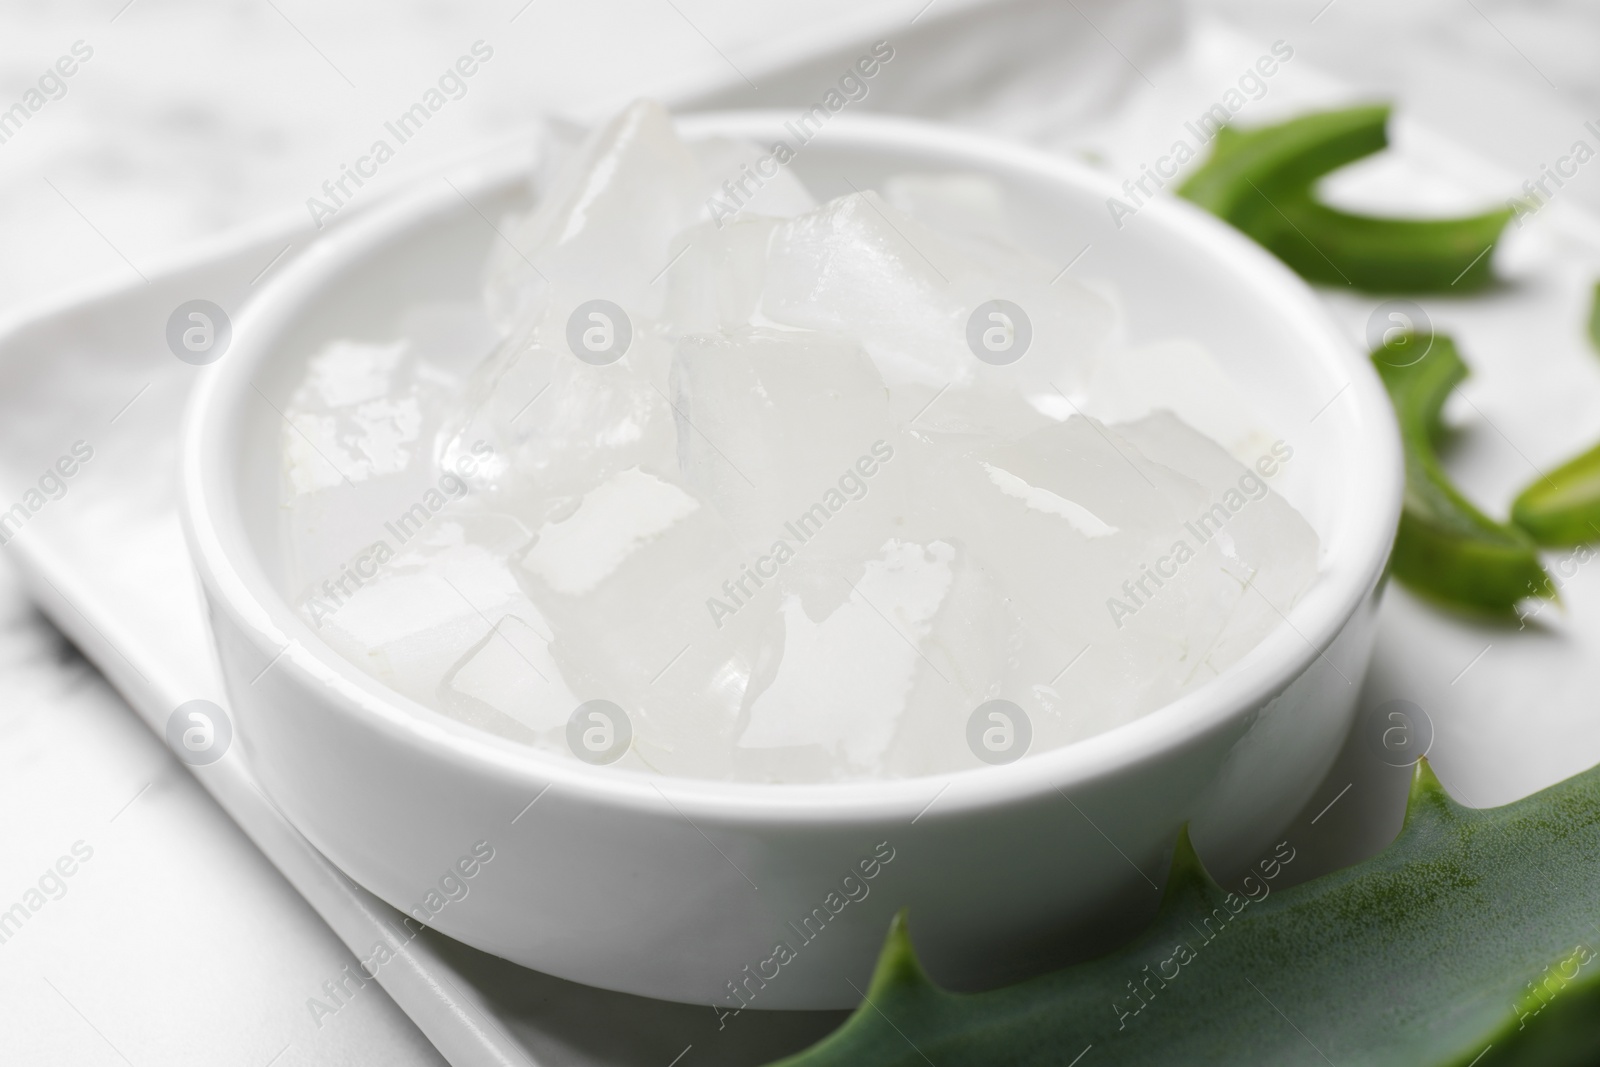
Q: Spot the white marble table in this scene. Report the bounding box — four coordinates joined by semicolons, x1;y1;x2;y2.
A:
1;1;1596;1063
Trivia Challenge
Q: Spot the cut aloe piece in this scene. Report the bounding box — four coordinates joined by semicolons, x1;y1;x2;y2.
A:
1589;280;1600;354
1513;440;1600;547
1179;105;1512;293
1178;103;1391;219
1373;333;1551;613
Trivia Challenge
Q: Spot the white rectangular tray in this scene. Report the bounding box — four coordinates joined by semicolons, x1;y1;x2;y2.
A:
8;7;1599;1062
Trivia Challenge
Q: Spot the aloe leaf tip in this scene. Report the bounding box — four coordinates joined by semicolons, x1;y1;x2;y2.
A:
865;908;938;1001
1402;756;1470;830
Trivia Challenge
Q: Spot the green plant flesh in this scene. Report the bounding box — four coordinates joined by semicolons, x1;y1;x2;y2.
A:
1372;333;1551;613
1588;281;1600;354
1512;441;1600;547
770;758;1600;1067
1177;104;1513;293
1504;282;1600;548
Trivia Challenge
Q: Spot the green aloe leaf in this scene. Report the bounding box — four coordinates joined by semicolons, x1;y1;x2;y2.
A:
1373;332;1552;613
1589;281;1600;354
1512;442;1600;547
770;758;1600;1067
1511;286;1600;547
1252;199;1510;292
1177;103;1391;219
1178;104;1512;293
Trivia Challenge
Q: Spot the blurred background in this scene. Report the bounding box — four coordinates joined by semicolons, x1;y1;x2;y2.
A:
3;0;1598;309
1;0;1597;1063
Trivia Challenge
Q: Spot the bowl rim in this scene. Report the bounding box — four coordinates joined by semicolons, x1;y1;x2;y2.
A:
180;108;1403;824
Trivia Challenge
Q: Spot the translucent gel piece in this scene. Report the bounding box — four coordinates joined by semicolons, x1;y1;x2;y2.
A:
283;103;1322;783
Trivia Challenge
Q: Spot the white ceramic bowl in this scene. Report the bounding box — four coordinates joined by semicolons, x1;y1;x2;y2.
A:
181;112;1402;1009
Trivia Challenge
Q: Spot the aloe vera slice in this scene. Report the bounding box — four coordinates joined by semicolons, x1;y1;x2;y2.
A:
1177;103;1391;219
1373;333;1551;613
1512;441;1600;547
771;758;1600;1067
1519;286;1600;546
1178;105;1513;293
1251;198;1511;292
1589;281;1600;354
